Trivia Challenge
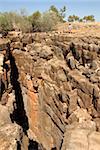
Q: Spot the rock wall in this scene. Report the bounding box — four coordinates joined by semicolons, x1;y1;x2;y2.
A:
0;30;100;150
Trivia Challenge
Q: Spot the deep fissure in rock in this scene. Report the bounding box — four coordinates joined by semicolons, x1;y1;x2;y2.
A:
9;52;29;135
28;140;38;150
17;141;21;150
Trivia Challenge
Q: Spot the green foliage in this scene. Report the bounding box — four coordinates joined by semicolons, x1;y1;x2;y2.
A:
68;15;74;22
49;5;59;14
17;16;32;33
49;5;66;22
68;15;95;22
28;8;60;32
0;12;13;33
28;11;41;31
0;5;66;33
68;15;79;22
0;9;59;33
35;11;60;32
0;12;32;33
79;18;83;22
83;15;95;22
60;6;67;20
0;5;96;33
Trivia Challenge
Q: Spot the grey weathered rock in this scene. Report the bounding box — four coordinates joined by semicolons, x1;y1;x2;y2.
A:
90;75;98;83
96;69;100;76
90;60;98;70
67;55;76;70
39;46;53;60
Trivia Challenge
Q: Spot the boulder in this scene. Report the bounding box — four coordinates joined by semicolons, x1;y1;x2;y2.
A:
39;46;53;60
67;90;78;115
68;70;94;95
67;56;76;70
77;89;92;109
61;124;100;150
90;60;98;70
0;123;22;150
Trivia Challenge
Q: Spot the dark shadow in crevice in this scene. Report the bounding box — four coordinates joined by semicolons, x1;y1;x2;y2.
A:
70;43;80;61
17;141;21;150
9;53;29;135
58;93;63;102
28;139;45;150
92;88;97;111
51;147;57;150
0;79;5;100
59;138;64;150
28;139;38;150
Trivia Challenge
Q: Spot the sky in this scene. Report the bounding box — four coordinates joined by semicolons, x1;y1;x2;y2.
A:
0;0;100;21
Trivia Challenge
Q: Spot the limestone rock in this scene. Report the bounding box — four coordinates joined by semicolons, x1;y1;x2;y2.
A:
39;46;53;60
73;108;92;122
0;104;11;126
90;60;98;70
0;124;22;150
1;25;100;150
77;89;92;109
68;70;94;95
68;90;78;115
61;124;100;150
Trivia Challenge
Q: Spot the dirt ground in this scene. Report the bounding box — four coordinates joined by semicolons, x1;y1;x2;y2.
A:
56;22;100;37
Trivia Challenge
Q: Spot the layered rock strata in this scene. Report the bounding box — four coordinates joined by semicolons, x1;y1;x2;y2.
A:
0;29;100;149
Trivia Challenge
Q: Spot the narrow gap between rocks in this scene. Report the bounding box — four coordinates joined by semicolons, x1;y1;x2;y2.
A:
9;52;29;135
9;49;43;150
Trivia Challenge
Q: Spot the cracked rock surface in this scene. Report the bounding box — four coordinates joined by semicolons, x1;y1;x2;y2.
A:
0;23;100;150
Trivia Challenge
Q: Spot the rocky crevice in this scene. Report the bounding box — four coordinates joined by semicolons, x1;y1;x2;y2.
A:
9;53;29;135
0;42;46;150
0;30;100;149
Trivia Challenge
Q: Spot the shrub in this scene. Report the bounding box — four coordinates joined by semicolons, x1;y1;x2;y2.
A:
7;12;32;32
49;5;67;22
0;6;62;33
83;15;95;22
16;16;32;33
35;11;60;32
0;12;32;33
0;13;13;33
28;11;41;31
68;15;79;22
